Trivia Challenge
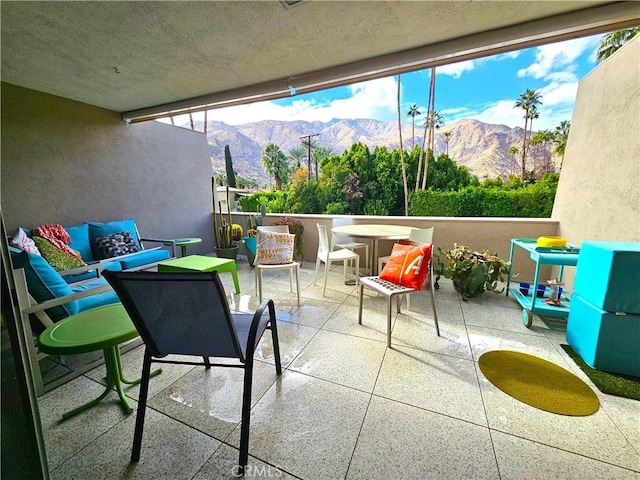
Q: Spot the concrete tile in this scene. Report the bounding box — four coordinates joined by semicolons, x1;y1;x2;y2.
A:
347;395;499;479
227;370;369;480
289;329;387;392
374;346;487;426
492;430;640;479
49;408;217;480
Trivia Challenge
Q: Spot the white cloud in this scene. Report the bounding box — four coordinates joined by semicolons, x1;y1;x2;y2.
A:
470;100;526;128
198;76;399;125
438;60;475;79
538;81;579;107
517;36;600;79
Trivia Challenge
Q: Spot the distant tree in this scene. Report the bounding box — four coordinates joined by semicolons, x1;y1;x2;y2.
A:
224;145;237;187
508;146;519;178
420;110;444;190
553;120;571;170
397;74;409;215
342;172;364;213
529;130;545;178
539;129;555;172
261;143;289;190
597;28;640;62
514;89;542;181
287;146;307;169
313;146;333;181
407;103;421;149
444;131;452;156
526;105;539;173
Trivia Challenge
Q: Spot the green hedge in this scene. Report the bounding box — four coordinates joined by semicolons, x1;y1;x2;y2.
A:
410;184;556;218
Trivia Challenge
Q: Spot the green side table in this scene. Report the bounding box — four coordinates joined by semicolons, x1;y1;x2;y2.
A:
157;255;241;294
164;237;202;257
38;303;160;420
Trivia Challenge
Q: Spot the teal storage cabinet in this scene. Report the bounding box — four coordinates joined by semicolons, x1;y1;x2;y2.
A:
566;293;640;376
573;241;640;314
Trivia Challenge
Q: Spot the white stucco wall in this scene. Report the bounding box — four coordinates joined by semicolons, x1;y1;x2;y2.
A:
553;35;640;244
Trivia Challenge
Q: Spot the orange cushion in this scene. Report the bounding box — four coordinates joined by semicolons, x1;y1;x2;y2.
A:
379;242;432;290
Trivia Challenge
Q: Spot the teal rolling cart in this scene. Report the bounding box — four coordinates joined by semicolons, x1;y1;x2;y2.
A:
506;238;580;328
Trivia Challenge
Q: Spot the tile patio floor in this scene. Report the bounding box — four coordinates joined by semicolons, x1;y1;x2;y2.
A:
38;260;640;479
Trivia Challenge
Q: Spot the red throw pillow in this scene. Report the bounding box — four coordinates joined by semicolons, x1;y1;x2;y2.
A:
379;242;432;290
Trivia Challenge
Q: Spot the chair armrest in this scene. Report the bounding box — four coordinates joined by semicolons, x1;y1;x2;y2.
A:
22;285;113;315
57;262;104;279
140;238;176;257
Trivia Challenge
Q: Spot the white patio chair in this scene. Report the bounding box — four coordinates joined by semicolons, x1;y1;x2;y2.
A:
255;225;300;306
314;223;360;297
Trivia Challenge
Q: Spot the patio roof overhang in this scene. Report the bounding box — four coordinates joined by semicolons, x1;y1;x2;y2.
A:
1;2;638;123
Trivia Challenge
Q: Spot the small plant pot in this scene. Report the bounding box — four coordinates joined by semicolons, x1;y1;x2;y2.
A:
243;236;257;266
519;282;530;295
536;285;546;297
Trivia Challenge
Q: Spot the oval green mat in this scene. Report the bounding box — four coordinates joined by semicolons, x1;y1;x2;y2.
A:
479;350;599;416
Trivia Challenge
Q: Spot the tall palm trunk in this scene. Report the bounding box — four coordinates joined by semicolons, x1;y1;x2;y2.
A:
397;75;409;215
520;113;529;180
415;118;428;191
422;67;436;190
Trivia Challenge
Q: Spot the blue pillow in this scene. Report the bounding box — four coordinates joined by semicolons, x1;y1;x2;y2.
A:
65;223;93;262
88;219;140;259
10;250;79;321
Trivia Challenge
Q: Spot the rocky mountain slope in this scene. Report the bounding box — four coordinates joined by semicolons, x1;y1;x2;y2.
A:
199;118;555;185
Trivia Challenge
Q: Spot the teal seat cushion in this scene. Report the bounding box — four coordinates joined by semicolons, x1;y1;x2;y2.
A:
119;249;170;270
11;250;79;321
88;219;140;259
66;223;94;262
72;277;120;312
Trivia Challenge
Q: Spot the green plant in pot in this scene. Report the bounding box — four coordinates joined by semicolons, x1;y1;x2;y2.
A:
434;243;513;300
213;187;239;260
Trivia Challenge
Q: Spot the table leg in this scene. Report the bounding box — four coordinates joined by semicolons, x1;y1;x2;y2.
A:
114;344;162;385
180;245;188;257
60;345;161;420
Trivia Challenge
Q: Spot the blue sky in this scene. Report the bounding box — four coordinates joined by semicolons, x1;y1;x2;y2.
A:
179;34;604;131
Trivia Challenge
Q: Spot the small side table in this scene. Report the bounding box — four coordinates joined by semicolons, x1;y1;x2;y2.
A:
157;255;240;294
164;237;202;257
38;303;161;420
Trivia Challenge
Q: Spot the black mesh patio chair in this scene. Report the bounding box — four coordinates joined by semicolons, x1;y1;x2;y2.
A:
103;270;282;476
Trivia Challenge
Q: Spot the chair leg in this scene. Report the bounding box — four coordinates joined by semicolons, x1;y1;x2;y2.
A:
386;296;393;348
294;265;300;306
358;283;364;325
203;357;211;369
323;260;329;296
269;319;283;375
238;360;254;475
430;279;440;336
131;349;153;462
314;258;321;285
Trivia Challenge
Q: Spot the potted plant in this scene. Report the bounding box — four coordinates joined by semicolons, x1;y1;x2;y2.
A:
242;204;267;266
213;187;239;259
273;216;305;262
434;243;513;300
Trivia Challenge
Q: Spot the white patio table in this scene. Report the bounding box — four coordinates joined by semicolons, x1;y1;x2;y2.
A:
330;223;415;276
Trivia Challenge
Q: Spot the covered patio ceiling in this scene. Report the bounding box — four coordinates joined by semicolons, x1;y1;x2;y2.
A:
1;1;638;122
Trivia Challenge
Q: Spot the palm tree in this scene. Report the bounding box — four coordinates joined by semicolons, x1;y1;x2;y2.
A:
514;89;542;180
429;111;445;153
553;120;571;171
261;142;289;190
444;131;452;156
287;146;307;169
420;67;437;190
529;130;544;179
539;129;554;172
597;28;640;62
397;75;409;215
407;103;421;149
507;146;519;178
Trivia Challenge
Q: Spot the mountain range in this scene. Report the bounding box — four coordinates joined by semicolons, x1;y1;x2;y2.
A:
197;118;557;185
